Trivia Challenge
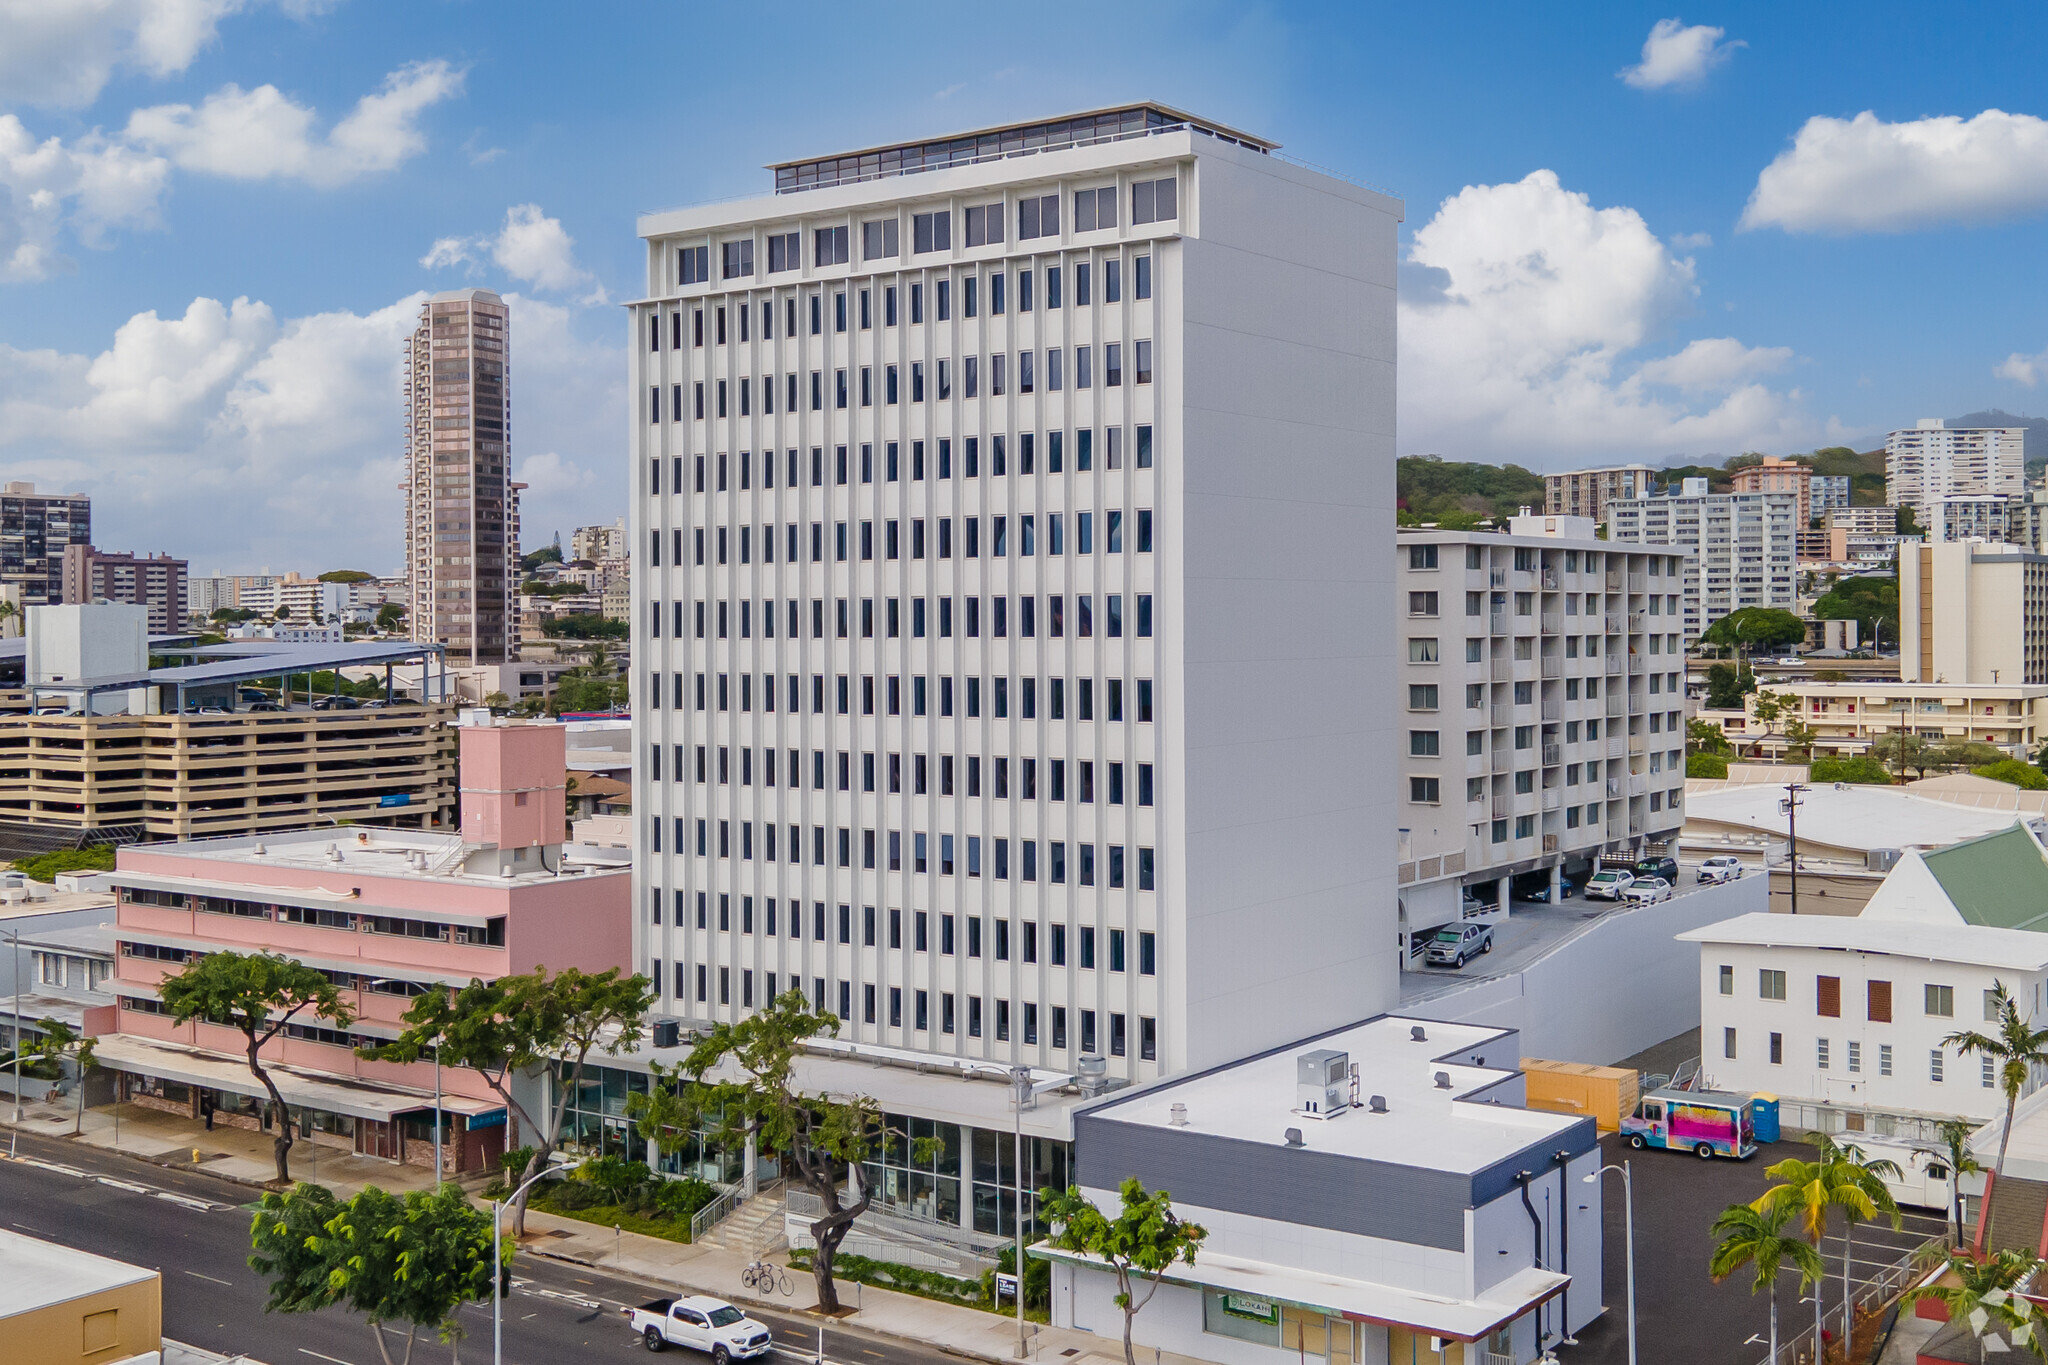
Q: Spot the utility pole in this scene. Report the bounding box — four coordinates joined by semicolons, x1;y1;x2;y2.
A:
1781;783;1807;914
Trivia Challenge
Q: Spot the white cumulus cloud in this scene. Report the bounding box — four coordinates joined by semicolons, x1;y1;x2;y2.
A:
0;114;169;280
421;202;604;301
1996;348;2048;387
0;290;624;571
1399;169;1810;464
1742;109;2048;234
0;0;241;108
1620;18;1743;90
124;59;463;188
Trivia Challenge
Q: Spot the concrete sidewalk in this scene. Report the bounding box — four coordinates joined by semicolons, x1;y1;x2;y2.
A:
5;1098;446;1197
510;1204;1193;1365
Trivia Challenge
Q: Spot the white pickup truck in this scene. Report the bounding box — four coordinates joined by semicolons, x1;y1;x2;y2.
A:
624;1295;775;1360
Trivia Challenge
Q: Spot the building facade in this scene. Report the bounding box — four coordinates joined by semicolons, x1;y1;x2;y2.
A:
572;519;628;562
404;289;523;666
96;720;629;1170
1542;464;1655;524
1729;455;1814;528
1706;679;2048;760
1605;480;1799;642
1054;1016;1600;1365
1886;420;2026;536
1395;516;1689;940
1901;539;2048;685
1813;475;1852;519
0;482;90;610
59;547;188;633
630;105;1401;1088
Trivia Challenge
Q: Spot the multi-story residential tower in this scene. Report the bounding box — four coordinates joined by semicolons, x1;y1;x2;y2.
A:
1;482;91;609
1606;480;1799;642
630;105;1401;1089
1886;419;2025;535
1542;463;1655;524
404;289;522;666
572;519;628;562
59;547;187;633
1395;515;1689;940
1813;474;1852;519
1729;454;1814;527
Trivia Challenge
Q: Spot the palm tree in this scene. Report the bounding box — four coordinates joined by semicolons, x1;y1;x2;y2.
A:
1754;1138;1886;1355
1814;1133;1904;1345
1915;1118;1987;1249
1944;981;2048;1249
1904;1249;2047;1356
1711;1200;1825;1365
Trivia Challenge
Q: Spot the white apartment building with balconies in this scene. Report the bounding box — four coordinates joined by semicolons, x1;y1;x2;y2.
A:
1606;479;1798;642
627;106;1401;1102
1887;419;2026;537
1396;514;1689;938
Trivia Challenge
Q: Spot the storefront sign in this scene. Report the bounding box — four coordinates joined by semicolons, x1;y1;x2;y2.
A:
1222;1294;1277;1324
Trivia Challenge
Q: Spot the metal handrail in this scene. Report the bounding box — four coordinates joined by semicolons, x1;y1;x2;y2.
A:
691;1183;745;1242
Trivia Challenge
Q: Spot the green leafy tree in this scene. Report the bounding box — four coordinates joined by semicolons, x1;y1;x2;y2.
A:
1704;661;1753;711
1896;504;1922;536
1745;689;1789;758
1812;1134;1904;1344
1943;983;2048;1250
520;544;563;572
1977;759;2048;791
1752;1139;1888;1350
1809;754;1893;785
626;989;935;1313
1930;740;2012;771
361;967;652;1237
1904;1249;2047;1357
160;951;354;1181
1040;1178;1209;1365
545;613;630;641
1394;454;1544;522
1811;574;1899;652
1686;752;1730;779
1701;607;1808;659
1916;1118;1987;1248
212;606;259;624
1688;718;1732;756
26;1017;96;1134
1782;717;1819;761
1709;1200;1825;1365
318;569;374;584
250;1183;509;1365
11;845;115;881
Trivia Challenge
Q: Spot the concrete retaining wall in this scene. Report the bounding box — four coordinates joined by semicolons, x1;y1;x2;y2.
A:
1407;877;1767;1065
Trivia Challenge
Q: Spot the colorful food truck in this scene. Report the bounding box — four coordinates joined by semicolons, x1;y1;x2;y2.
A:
1619;1087;1773;1159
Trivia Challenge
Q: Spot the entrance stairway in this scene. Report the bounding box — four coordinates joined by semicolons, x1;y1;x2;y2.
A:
699;1183;788;1254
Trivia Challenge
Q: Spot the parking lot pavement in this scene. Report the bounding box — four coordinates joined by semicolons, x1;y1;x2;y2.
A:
1564;1133;1947;1365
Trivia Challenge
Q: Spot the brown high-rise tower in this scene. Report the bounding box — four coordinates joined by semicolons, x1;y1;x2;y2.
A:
403;288;522;665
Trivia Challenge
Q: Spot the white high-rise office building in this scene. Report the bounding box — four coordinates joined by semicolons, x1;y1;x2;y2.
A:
1606;480;1798;642
1886;419;2026;538
629;106;1400;1088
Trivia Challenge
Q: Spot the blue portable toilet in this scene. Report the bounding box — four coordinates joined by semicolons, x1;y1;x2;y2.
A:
1751;1093;1781;1144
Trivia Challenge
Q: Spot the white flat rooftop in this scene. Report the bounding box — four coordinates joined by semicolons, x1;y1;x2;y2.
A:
1096;1016;1577;1175
1678;911;2048;971
114;825;624;889
1686;783;2031;853
0;1225;156;1316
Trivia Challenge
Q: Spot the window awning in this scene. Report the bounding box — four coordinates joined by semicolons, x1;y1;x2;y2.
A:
1030;1244;1568;1344
92;1033;501;1123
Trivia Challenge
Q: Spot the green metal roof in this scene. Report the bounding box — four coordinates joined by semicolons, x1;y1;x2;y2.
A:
1923;824;2048;931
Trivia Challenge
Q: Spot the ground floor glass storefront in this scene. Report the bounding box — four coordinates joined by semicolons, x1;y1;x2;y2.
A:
858;1112;1071;1238
559;1063;744;1184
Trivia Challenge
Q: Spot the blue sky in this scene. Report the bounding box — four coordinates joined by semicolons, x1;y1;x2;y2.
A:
6;2;2048;571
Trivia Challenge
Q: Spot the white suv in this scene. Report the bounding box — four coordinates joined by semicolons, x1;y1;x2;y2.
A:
1697;855;1745;884
1583;869;1634;901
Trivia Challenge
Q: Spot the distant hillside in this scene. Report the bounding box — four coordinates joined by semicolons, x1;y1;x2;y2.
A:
1396;456;1545;521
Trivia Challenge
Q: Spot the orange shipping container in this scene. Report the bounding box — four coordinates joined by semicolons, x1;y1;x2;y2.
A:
1520;1058;1640;1133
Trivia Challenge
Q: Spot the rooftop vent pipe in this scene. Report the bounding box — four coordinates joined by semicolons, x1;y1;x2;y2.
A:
1168;1103;1189;1127
1435;1071;1453;1089
1410;1026;1427;1042
1368;1095;1388;1114
1283;1128;1305;1148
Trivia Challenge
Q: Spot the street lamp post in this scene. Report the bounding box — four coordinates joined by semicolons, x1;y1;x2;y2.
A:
1584;1162;1636;1365
494;1163;563;1365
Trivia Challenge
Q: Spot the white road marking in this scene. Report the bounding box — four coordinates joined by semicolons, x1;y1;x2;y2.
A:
185;1270;233;1286
298;1352;356;1365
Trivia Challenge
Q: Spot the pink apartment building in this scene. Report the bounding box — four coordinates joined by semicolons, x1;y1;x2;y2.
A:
90;720;630;1172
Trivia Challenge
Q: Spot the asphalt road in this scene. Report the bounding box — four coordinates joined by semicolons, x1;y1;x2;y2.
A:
1565;1133;1947;1365
0;1130;956;1365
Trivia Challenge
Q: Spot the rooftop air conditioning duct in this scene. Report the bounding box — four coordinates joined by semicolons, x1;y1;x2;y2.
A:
1296;1049;1351;1117
1435;1071;1453;1090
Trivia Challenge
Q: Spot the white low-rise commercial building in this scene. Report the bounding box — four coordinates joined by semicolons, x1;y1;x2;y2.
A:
1048;1015;1600;1365
1683;822;2048;1150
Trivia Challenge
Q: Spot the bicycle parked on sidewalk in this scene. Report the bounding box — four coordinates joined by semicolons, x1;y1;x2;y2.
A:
741;1258;793;1296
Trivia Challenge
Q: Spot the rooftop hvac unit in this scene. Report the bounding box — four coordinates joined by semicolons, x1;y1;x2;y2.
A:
1866;848;1901;873
650;1018;682;1049
1296;1049;1351;1117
